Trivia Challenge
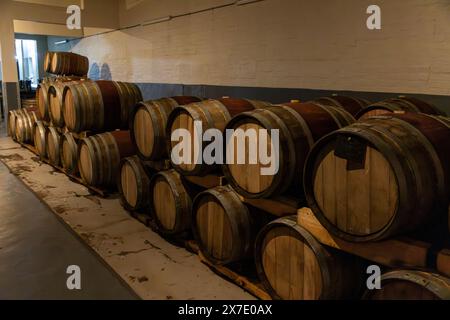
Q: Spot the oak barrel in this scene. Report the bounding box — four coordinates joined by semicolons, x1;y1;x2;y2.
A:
60;132;79;174
48;81;79;127
63;81;142;133
314;95;370;117
44;52;54;73
36;82;51;121
34;121;47;159
150;170;195;236
223;102;355;199
15;108;38;144
304;113;450;242
364;270;450;300
192;185;261;265
131;96;202;161
357;97;444;120
46;127;61;166
78;131;136;188
7;109;23;140
50;52;89;76
255;216;363;300
167;98;271;176
118;156;151;211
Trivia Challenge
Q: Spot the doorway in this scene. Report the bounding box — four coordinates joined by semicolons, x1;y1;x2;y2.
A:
15;39;39;89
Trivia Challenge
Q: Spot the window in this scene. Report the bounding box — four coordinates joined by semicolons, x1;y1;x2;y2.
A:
15;39;39;88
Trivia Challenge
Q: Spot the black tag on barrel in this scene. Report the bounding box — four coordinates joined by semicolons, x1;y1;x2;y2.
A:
334;135;367;170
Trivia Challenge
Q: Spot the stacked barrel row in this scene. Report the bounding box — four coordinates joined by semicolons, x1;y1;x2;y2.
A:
44;51;89;77
56;79;141;186
9;76;146;191
8;87;449;300
119;94;449;300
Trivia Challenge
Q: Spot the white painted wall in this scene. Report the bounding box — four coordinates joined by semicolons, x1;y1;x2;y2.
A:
66;0;450;96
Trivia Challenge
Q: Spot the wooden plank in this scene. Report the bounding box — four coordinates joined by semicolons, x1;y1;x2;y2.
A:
198;252;272;301
297;207;431;270
241;196;301;217
186;174;302;217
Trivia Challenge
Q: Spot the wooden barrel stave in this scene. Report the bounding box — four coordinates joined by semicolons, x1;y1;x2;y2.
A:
255;216;363;300
118;156;151;211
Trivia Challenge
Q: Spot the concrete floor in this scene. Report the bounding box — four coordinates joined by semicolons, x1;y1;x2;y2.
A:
0;121;253;300
0;161;137;300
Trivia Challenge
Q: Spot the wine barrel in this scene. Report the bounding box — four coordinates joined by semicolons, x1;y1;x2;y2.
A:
46;127;61;166
60;132;79;174
33;121;47;159
21;98;37;109
314;95;370;117
364;270;450;300
44;52;54;73
166;98;271;176
7;109;22;140
63;81;143;133
150;170;194;236
36;82;51;121
304;113;450;242
131;96;202;161
78;131;136;188
223;102;355;199
49;81;80;127
357;97;444;120
50;52;89;76
118;156;151;211
192;185;259;265
255;216;362;300
15;109;37;144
